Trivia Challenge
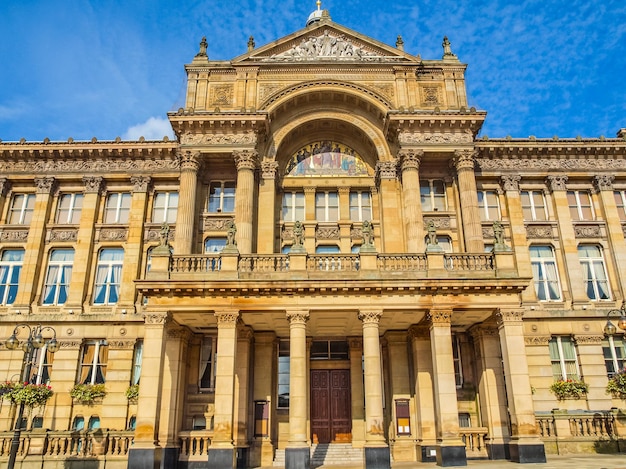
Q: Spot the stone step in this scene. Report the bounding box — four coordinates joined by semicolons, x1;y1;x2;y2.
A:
274;444;363;466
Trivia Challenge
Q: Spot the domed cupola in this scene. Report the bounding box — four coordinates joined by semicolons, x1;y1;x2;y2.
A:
306;0;331;26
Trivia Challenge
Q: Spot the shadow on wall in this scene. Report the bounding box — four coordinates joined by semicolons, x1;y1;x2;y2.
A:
64;459;100;469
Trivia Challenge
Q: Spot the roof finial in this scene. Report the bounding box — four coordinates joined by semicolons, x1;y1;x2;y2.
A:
396;35;404;51
317;0;322;10
442;36;457;60
195;36;208;58
247;36;255;51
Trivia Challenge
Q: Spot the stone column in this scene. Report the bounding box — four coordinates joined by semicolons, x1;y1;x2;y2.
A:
338;187;352;252
234;326;253;454
376;161;404;252
234;150;258;254
399;149;425;252
118;176;152;310
348;337;366;448
128;312;169;469
250;332;276;467
257;158;278;253
0;178;10;224
593;175;626;298
175;151;200;254
303;187;316;253
574;334;611;410
102;339;136;431
209;309;240;469
65;176;103;313
11;177;56;313
547;175;587;305
428;310;467;466
454;150;483;252
496;309;546;463
286;310;310;469
469;325;509;459
358;309;391;469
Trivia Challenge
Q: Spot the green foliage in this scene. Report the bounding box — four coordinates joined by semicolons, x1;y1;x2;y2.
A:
125;384;139;401
70;383;107;404
606;370;626;399
549;378;589;400
1;382;54;408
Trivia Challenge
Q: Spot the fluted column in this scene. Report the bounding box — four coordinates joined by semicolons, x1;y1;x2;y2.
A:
209;309;240;469
428;310;467;466
358;309;391;469
65;176;103;312
399;149;425;252
257;158;278;253
234;150;258;254
11;177;56;313
286;310;310;469
454;149;483;252
496;309;546;463
175;151;200;254
376;160;404;252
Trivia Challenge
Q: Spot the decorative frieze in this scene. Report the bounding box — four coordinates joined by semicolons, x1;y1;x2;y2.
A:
181;131;258;146
398;130;473;145
574;335;603;345
143;312;170;325
0;159;179;175
48;229;78;242
145;226;175;242
98;228;128;242
524;336;551;346
316;225;340;239
423;216;451;229
204;217;234;231
496;309;524;325
526;225;554;239
0;229;28;242
477;158;626;172
574;224;601;238
107;339;136;349
58;340;83;349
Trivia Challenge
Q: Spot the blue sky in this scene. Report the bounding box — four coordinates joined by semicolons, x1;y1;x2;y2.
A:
1;0;624;142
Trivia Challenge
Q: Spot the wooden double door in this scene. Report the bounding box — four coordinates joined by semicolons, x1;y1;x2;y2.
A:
311;369;352;443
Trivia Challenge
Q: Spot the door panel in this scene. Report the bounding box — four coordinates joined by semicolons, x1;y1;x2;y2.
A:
311;369;351;443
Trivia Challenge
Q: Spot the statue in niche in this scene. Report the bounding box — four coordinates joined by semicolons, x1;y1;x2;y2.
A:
360;220;376;253
291;221;306;253
492;220;511;252
226;220;237;246
425;221;443;252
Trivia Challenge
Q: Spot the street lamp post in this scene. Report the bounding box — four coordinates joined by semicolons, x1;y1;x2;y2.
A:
4;324;58;469
603;301;626;336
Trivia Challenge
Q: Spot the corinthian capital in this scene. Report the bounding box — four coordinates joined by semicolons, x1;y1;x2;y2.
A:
398;149;423;172
215;310;240;327
375;160;398;181
261;157;279;180
179;151;200;172
286;310;310;325
427;309;452;326
131;176;152;193
500;175;521;192
454;149;476;171
546;175;568;192
83;176;104;194
358;309;383;324
34;177;56;194
233;150;258;171
593;174;614;192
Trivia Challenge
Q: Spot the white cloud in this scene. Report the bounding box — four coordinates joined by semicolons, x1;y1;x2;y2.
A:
123;117;175;141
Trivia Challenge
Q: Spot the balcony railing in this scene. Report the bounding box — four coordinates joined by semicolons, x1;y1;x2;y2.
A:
459;427;488;456
179;430;212;460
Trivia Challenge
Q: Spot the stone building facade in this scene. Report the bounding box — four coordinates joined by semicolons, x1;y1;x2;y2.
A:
1;6;625;469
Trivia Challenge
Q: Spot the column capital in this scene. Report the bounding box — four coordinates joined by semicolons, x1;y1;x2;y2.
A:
286;310;309;325
131;176;152;193
143;311;170;326
215;310;240;327
495;308;524;327
427;309;452;326
237;325;254;342
524;335;551;346
453;149;476;171
0;178;11;197
546;175;568;192
500;175;521;192
82;176;104;194
34;177;56;194
358;309;383;324
178;150;201;172
260;157;279;180
375;160;398;181
593;174;614;192
233;149;258;171
398;149;423;172
107;339;137;349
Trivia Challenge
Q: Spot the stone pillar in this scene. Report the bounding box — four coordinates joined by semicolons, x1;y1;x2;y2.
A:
286;310;310;469
338;187;352;252
399;149;425;252
158;327;191;468
0;178;11;226
547;175;587;305
348;337;366;448
257;158;278;253
409;325;437;462
593;175;626;298
250;332;276;467
428;310;467;466
496;309;546;463
128;312;169;469
574;334;611;409
376;161;404;252
11;177;56;313
234;326;253;463
118;176;152;310
101;339;136;431
469;325;509;459
358;309;391;469
209;310;240;469
234;150;258;254
175;151;200;255
454;150;483;253
65;176;103;313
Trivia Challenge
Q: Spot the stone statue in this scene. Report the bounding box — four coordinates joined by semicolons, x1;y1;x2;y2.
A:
196;36;208;57
362;220;373;247
425;221;443;252
492;220;511;252
293;221;304;247
226;220;237;246
159;222;170;246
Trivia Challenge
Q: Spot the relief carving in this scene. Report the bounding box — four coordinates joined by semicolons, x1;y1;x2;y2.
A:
181;131;257;146
546;175;568;192
524;336;551;345
131;176;152;193
49;229;78;242
83;176;104;193
204;217;234;231
593;174;614;191
375;160;397;180
476;158;626;172
210;84;234;106
526;225;554;239
398;130;473;145
316;226;340;239
501;175;521;191
420;86;443;106
261;158;279;179
145;227;175;242
99;228;128;241
0;229;28;242
574;225;601;238
423;217;450;229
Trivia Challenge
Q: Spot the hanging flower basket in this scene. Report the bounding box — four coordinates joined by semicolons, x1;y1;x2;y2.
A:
1;382;54;408
70;383;107;404
606;370;626;400
125;384;139;402
550;379;589;400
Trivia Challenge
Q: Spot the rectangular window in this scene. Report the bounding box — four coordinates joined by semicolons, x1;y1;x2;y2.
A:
452;334;463;387
56;193;84;224
420;179;446;211
0;249;24;305
614;191;626;222
8;193;35;224
315;191;339;222
549;336;579;380
603;336;626;377
78;340;108;384
310;340;349;360
568;190;594;221
104;192;131;223
93;248;124;305
530;245;562;301
349;191;372;221
152;191;178;223
477;190;500;221
521;190;548;221
42;248;74;305
199;337;216;390
277;340;290;408
578;244;611;300
282;192;305;222
131;340;143;385
208;181;235;213
30;344;54;385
